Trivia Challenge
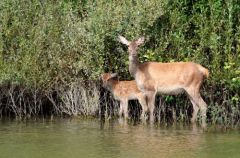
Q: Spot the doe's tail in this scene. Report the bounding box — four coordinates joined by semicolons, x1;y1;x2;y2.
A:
197;65;209;78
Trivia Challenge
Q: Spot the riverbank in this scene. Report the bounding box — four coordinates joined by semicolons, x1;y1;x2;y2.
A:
0;82;239;128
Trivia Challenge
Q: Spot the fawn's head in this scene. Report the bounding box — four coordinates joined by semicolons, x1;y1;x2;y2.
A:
101;73;118;88
118;35;144;56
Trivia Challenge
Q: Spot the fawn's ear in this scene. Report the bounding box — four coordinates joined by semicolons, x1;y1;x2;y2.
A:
118;35;130;46
100;73;105;80
135;37;145;46
101;73;104;78
110;73;118;78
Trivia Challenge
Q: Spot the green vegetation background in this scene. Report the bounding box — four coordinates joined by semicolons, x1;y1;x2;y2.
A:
0;0;239;125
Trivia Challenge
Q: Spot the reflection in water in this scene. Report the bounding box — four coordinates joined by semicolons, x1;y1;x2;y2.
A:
100;119;202;158
0;119;239;158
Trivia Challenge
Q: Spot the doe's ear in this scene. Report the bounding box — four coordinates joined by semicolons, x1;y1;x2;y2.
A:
118;35;130;46
136;37;145;46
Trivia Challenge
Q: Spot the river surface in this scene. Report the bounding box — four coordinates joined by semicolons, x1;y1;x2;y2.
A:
0;118;239;158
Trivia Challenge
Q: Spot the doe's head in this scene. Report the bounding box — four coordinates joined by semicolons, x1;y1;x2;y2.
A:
118;35;144;55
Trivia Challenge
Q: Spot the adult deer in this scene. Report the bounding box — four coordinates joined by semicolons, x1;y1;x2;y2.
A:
119;35;209;127
101;73;148;120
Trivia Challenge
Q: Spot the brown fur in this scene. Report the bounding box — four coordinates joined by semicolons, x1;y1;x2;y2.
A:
101;73;148;120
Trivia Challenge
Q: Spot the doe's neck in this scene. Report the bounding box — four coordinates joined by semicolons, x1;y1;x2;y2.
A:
129;54;139;77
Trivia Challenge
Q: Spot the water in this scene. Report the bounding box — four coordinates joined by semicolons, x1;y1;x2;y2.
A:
0;118;239;158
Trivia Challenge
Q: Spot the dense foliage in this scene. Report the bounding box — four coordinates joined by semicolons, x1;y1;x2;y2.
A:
0;0;239;125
